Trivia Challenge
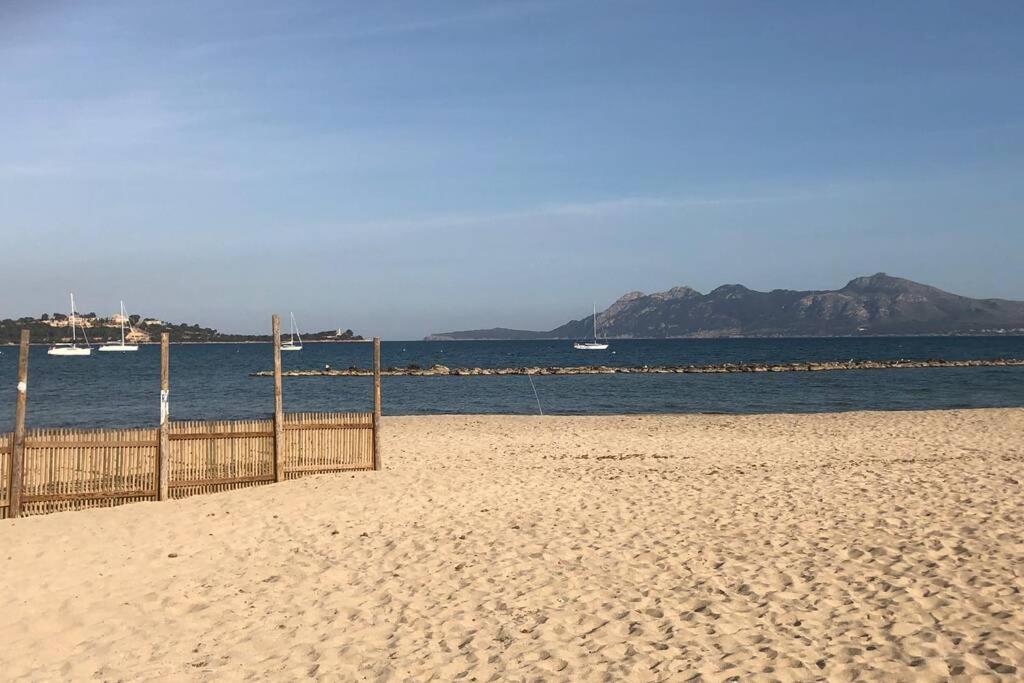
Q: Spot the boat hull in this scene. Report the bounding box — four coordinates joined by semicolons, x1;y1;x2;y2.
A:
573;342;609;350
98;344;139;352
48;346;92;357
281;344;303;352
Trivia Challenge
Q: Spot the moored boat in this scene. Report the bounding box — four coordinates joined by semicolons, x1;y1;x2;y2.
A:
573;303;609;350
98;300;140;352
48;293;92;357
281;312;303;351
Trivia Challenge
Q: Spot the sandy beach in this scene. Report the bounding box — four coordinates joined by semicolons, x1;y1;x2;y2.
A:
2;409;1023;680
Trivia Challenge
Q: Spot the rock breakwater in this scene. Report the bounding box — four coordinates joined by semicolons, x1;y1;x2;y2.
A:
252;358;1024;377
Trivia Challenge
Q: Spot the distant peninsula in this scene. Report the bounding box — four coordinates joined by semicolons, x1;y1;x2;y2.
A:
426;274;1024;340
0;313;362;345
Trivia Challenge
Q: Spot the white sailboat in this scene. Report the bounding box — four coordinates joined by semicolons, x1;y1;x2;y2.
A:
48;293;92;356
281;312;303;351
98;301;139;352
573;303;609;350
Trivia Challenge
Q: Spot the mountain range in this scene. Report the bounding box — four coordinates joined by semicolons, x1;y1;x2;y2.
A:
426;274;1024;340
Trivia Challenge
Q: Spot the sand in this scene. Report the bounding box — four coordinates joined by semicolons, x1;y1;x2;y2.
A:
1;409;1023;681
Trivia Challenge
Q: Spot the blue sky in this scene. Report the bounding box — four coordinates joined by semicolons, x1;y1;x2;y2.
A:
2;1;1023;338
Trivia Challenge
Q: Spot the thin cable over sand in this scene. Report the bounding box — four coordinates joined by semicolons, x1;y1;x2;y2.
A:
1;409;1022;680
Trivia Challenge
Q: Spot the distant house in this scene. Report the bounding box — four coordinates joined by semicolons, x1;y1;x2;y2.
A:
110;313;129;325
141;319;163;326
126;329;151;343
49;314;95;328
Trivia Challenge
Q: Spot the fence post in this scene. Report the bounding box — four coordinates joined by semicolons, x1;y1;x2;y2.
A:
373;336;381;471
272;314;285;482
157;333;170;501
8;330;30;518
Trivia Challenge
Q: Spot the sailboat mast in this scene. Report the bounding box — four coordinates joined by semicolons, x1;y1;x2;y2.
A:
593;303;598;341
70;293;78;344
120;300;126;345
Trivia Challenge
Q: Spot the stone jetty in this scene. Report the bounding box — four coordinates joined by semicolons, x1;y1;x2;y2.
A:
253;358;1024;377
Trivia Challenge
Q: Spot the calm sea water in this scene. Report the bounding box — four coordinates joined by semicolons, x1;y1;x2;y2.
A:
1;337;1022;428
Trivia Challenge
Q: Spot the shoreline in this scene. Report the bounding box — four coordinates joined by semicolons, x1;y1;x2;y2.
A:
16;405;1024;432
5;332;1024;347
2;339;370;347
424;332;1024;341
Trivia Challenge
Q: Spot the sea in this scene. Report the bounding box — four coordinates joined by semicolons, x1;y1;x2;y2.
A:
1;337;1023;429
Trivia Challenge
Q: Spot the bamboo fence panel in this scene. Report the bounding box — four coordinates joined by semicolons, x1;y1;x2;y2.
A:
18;427;158;517
283;411;375;479
0;432;10;519
167;418;275;499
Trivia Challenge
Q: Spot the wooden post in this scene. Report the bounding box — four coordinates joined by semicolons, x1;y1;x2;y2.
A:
373;336;382;471
157;333;170;501
272;314;285;482
8;330;30;518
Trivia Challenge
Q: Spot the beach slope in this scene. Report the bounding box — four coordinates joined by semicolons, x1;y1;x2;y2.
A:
1;409;1023;680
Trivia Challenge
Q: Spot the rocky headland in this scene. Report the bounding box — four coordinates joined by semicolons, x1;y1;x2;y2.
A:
427;273;1024;340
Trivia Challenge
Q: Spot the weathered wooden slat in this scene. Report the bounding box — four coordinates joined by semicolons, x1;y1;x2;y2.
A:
272;314;285;482
282;423;372;431
373;336;382;471
286;414;370;419
169;474;274;488
158;332;170;501
22;489;156;502
286;464;374;473
24;440;159;449
168;432;273;441
9;330;30;517
0;429;9;511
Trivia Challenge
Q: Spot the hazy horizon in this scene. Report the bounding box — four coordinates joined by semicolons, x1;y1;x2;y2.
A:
3;2;1023;338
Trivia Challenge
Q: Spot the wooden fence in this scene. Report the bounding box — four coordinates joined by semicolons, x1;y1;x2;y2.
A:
1;319;382;520
17;426;158;517
0;432;9;519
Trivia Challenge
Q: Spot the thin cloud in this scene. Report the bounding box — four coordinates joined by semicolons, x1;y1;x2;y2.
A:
353;2;558;39
295;190;833;236
179;2;560;59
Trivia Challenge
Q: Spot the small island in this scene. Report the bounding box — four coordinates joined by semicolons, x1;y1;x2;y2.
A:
0;313;363;345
